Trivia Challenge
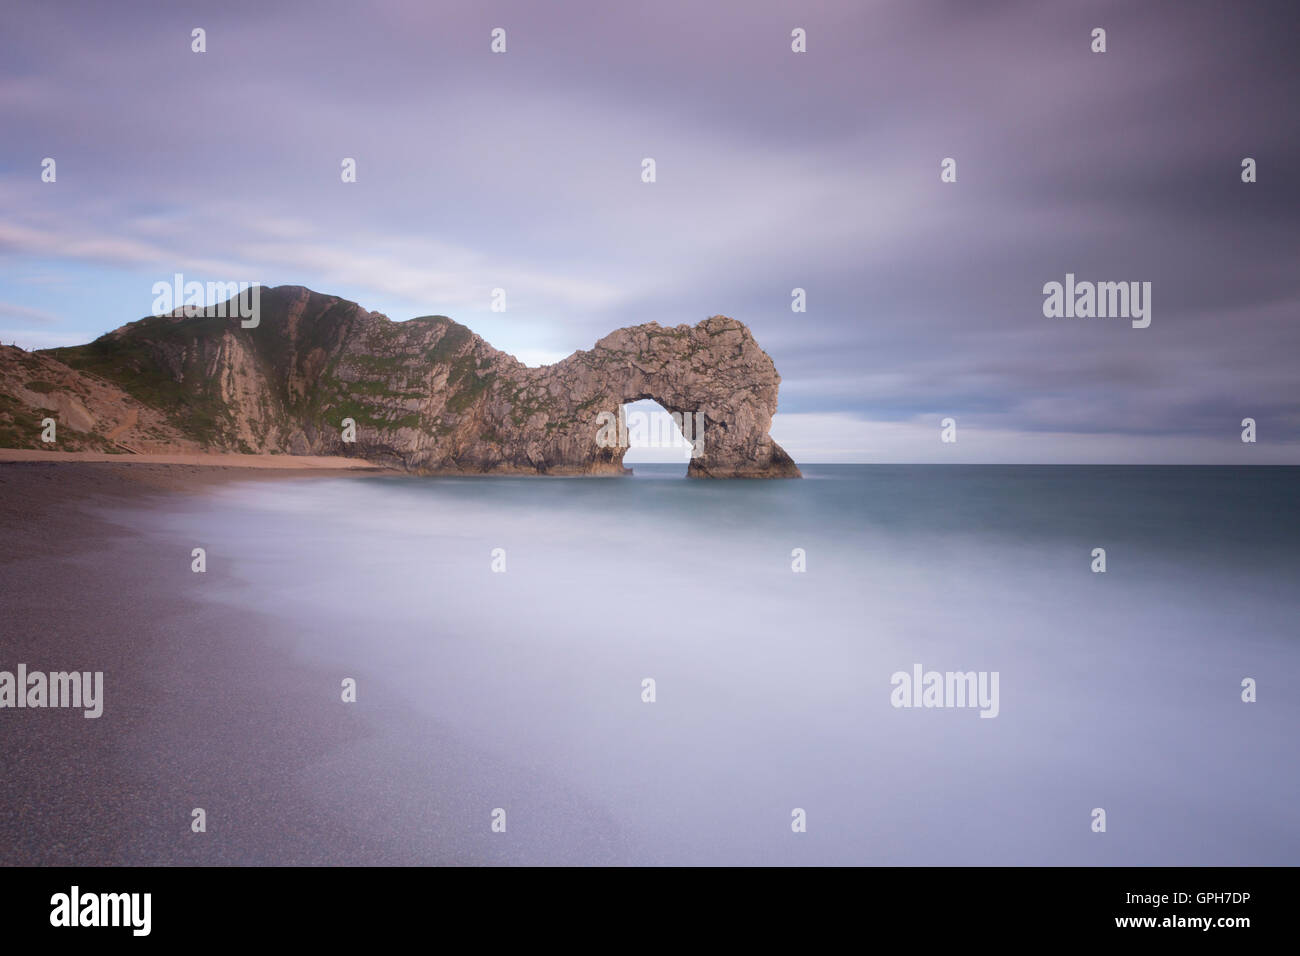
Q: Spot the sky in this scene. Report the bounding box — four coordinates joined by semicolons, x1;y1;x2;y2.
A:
1;0;1297;463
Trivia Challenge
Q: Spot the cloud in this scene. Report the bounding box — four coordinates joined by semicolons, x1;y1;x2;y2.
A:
771;413;1300;465
0;0;1297;461
0;301;61;324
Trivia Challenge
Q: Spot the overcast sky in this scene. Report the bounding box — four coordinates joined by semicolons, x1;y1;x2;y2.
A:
1;0;1297;462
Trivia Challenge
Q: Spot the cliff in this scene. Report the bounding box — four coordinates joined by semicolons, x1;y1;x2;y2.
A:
0;286;800;478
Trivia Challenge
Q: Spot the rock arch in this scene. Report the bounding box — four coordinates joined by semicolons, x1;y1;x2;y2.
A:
525;315;800;478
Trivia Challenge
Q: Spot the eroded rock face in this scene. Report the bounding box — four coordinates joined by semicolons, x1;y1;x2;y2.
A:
11;286;799;477
498;316;800;478
0;344;200;453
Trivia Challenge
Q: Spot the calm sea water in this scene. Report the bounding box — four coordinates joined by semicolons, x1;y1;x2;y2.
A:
128;465;1300;864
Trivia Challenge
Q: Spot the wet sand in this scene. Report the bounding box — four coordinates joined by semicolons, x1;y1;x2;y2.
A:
0;461;633;865
0;462;392;864
0;448;386;469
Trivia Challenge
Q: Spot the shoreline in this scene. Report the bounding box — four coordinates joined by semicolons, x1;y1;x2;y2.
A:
0;462;633;864
0;448;388;470
0;461;449;864
0;450;649;480
0;460;394;522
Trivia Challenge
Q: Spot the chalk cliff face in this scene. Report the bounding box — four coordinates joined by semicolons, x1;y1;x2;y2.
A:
1;286;800;477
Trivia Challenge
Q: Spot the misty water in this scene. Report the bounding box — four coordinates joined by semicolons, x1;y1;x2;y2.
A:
125;465;1300;864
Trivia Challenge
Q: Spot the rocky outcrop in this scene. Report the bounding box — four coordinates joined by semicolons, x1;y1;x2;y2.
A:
1;286;799;477
0;344;199;454
512;317;799;478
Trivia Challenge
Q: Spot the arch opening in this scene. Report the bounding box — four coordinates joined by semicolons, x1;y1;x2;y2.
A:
618;398;699;477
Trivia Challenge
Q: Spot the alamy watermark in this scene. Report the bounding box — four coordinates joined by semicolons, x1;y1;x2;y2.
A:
1042;273;1151;328
0;664;103;718
595;406;705;458
50;886;150;936
151;274;261;328
890;664;999;718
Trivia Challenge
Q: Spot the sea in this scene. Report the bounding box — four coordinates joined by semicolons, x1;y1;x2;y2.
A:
120;464;1300;865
